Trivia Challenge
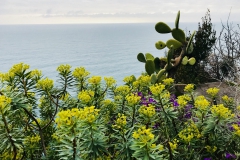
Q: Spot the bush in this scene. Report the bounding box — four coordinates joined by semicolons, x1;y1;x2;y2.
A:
0;63;239;160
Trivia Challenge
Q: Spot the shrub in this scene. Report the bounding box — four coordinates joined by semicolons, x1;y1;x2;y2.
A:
0;63;239;160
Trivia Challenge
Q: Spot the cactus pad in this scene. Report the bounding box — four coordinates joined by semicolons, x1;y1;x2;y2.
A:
172;28;186;43
186;31;196;54
181;56;188;65
155;41;166;50
155;22;171;34
166;39;182;49
157;69;166;82
145;60;155;75
188;57;196;65
175;11;180;29
145;53;154;61
151;74;157;84
154;57;161;72
187;43;194;54
137;53;146;63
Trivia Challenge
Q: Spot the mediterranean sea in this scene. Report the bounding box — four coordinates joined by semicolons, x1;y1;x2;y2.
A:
0;22;223;84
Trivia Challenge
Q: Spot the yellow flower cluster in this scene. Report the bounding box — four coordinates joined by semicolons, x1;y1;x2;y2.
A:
162;78;174;86
30;69;42;78
72;67;90;80
0;95;11;112
232;124;240;136
36;78;54;91
55;109;79;127
56;106;100;127
158;144;164;151
78;90;94;103
137;75;151;87
0;150;23;160
138;104;156;118
57;64;71;74
194;96;210;111
169;140;178;152
178;122;201;143
125;93;141;106
24;135;41;144
206;87;220;98
222;95;234;104
132;80;140;89
79;106;100;123
9;62;30;75
59;93;69;101
115;85;130;96
162;91;170;99
31;118;42;126
102;99;112;106
104;77;116;87
184;84;195;92
177;94;191;108
123;75;135;83
88;76;102;85
0;72;15;82
205;145;217;153
149;83;165;96
132;126;154;144
112;113;127;129
211;104;234;119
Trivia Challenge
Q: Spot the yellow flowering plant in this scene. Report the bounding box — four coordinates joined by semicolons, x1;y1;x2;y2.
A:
0;63;240;160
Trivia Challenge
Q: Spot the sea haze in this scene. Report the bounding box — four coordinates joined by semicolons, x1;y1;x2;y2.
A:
0;23;221;84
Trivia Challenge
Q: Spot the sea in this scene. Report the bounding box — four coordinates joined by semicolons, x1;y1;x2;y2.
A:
0;22;228;85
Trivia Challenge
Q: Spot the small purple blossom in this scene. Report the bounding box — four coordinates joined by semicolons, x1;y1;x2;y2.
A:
204;158;212;160
184;112;192;119
229;125;234;131
170;94;179;107
226;153;237;159
140;97;157;106
153;123;160;129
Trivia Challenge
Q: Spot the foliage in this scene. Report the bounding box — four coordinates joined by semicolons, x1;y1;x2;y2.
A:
137;11;196;84
0;62;240;159
174;9;217;84
208;12;240;83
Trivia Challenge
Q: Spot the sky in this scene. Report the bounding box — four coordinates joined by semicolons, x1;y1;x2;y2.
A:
0;0;239;24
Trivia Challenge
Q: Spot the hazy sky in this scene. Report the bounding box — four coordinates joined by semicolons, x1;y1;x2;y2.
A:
0;0;239;24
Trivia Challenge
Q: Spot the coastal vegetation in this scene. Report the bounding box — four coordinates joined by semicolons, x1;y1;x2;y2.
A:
0;10;240;160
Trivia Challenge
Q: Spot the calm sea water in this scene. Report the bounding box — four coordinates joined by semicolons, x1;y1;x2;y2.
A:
0;23;222;84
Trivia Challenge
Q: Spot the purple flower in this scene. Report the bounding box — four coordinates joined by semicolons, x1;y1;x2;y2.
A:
204;158;212;160
138;92;144;99
140;97;156;106
229;125;234;131
148;98;156;103
184;112;192;119
153;123;160;129
226;153;237;159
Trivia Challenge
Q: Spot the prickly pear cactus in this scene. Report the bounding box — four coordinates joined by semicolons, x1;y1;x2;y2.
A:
137;10;196;83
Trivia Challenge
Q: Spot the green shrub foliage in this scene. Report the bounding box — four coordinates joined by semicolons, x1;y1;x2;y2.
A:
0;63;240;160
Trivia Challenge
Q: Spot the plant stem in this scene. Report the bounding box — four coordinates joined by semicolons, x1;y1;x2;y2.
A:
1;112;17;160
